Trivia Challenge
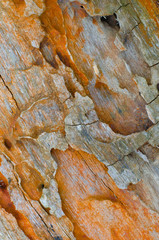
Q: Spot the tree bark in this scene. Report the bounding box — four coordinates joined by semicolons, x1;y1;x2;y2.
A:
0;0;159;239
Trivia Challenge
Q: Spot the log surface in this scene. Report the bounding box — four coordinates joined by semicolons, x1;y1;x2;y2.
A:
0;0;159;239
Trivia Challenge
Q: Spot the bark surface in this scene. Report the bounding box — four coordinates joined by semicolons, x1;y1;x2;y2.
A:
0;0;159;239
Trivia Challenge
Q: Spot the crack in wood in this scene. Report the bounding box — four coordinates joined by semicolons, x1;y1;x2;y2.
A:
0;75;20;110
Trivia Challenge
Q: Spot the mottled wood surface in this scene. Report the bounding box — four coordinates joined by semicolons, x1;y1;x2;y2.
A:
0;0;159;239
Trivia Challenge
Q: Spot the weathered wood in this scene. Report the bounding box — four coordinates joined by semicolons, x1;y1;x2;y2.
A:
0;0;159;239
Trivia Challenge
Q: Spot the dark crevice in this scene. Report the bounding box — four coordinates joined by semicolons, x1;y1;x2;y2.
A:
100;13;120;30
115;3;130;13
155;0;159;7
4;139;12;150
29;201;60;239
125;21;141;36
107;159;121;167
147;94;159;105
62;95;72;104
65;120;99;127
40;37;59;70
150;61;159;68
0;180;7;189
0;75;20;110
39;183;45;190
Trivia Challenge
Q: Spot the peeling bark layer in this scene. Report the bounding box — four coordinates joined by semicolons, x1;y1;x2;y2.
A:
0;0;159;239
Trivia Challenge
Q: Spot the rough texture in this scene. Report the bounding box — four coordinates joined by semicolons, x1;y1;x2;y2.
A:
0;0;159;239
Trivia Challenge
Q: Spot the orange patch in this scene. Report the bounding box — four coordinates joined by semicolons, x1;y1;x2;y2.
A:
53;147;159;240
138;0;159;29
0;172;40;240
